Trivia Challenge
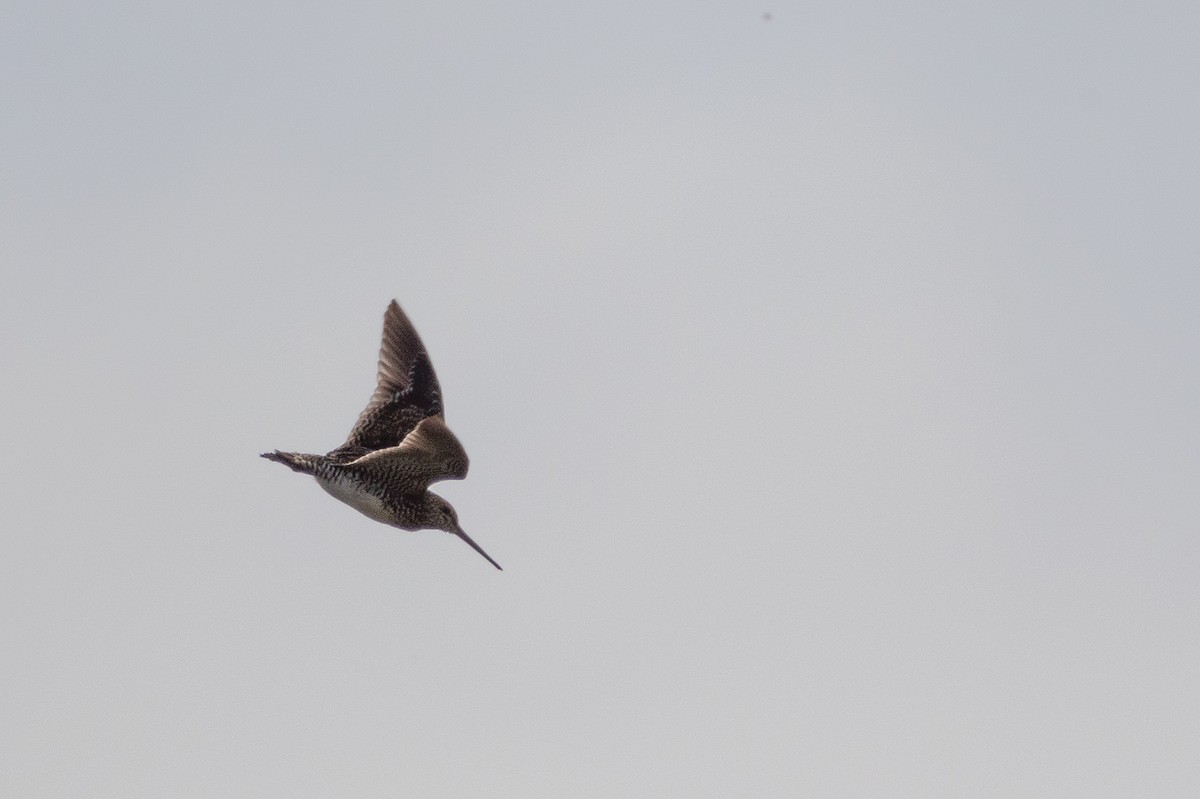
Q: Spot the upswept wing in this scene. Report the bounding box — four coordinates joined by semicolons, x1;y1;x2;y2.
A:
330;300;445;460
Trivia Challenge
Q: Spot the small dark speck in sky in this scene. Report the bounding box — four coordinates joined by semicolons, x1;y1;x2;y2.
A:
762;12;773;22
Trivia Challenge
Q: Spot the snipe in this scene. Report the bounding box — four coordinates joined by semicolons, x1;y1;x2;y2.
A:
262;300;500;570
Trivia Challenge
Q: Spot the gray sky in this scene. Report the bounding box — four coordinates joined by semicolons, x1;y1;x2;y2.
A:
3;1;1198;796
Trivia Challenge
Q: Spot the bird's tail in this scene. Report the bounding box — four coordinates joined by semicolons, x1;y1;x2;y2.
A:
260;450;322;475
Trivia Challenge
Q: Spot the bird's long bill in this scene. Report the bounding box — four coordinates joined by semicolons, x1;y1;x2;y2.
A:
454;525;503;571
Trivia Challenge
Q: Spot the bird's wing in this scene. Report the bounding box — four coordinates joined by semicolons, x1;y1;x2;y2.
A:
345;416;470;488
329;300;445;461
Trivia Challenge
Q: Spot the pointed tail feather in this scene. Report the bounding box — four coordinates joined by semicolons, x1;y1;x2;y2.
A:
260;450;322;475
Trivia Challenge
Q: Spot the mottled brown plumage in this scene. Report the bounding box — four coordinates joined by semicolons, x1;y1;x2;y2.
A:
261;300;500;570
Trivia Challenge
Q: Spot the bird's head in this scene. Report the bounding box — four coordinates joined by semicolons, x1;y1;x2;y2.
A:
422;492;460;534
422;492;502;571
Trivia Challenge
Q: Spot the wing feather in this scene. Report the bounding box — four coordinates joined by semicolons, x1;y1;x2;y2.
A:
328;300;446;460
344;416;469;491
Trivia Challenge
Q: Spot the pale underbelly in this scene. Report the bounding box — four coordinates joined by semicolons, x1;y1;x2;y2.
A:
316;473;393;525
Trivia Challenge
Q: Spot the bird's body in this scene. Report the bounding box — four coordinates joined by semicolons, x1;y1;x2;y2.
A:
261;301;501;570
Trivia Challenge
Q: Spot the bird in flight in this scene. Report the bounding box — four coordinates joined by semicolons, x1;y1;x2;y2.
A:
262;300;501;570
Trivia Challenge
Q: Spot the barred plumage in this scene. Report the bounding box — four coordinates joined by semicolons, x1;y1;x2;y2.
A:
261;300;500;570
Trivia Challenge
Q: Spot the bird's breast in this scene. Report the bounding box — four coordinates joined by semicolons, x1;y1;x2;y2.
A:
315;472;393;525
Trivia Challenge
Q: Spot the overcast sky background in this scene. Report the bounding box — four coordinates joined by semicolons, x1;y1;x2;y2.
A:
3;1;1198;796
